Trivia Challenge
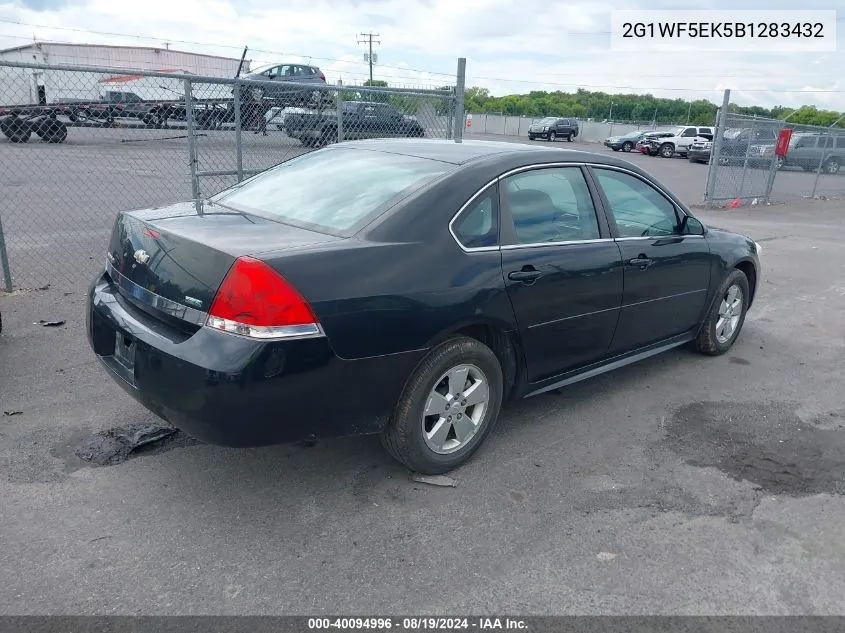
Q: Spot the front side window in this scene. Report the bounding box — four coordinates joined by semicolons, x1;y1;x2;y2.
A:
593;169;680;238
501;167;601;245
211;148;453;235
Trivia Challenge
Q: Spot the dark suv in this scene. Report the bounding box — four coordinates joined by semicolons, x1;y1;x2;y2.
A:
238;63;328;106
781;132;845;174
528;117;579;142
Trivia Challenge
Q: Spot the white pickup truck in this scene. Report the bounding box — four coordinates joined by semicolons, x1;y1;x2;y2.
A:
650;125;715;158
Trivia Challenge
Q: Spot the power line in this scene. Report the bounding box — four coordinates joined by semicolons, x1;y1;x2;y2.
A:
356;32;380;83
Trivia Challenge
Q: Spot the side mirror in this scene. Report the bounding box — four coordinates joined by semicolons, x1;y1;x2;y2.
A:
679;215;705;235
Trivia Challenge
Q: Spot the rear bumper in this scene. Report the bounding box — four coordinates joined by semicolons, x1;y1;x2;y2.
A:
86;274;423;447
688;149;711;161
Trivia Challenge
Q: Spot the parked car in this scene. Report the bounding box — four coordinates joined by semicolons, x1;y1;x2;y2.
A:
780;132;845;174
717;127;778;166
238;62;328;106
687;137;713;164
528;117;579;141
86;139;762;474
604;130;648;152
649;125;715;158
636;131;674;155
283;101;425;146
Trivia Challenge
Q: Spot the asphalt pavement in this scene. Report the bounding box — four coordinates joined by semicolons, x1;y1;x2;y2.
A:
1;128;845;615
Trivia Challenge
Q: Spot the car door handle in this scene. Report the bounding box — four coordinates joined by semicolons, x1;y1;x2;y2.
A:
628;256;654;269
508;268;542;282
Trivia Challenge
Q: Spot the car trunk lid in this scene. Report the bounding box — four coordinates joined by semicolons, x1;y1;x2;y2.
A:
106;201;340;323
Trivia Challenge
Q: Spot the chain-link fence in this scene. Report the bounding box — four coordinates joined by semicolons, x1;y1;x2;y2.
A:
465;114;701;144
704;90;845;207
771;121;845;201
704;112;784;204
0;60;461;292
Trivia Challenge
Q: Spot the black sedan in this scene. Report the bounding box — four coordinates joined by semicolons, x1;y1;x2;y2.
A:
87;139;762;474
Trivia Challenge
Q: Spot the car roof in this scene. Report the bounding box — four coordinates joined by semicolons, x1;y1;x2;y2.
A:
327;138;652;171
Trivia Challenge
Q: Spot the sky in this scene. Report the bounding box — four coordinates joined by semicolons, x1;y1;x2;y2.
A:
0;0;842;110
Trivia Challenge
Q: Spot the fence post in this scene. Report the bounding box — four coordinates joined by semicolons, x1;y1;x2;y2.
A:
452;57;466;143
705;89;730;206
233;81;243;182
0;213;12;292
336;85;344;142
810;115;844;198
763;147;779;204
737;115;756;198
183;78;201;214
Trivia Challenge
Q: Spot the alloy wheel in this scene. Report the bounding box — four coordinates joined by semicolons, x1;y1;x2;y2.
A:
715;284;744;344
421;364;489;455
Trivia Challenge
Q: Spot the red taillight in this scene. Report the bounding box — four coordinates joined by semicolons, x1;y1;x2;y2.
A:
319;71;326;82
206;256;320;340
142;227;160;239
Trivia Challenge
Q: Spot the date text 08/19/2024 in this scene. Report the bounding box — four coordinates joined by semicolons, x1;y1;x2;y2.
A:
307;617;528;630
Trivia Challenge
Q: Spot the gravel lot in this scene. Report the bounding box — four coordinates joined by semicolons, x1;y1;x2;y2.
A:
1;126;844;615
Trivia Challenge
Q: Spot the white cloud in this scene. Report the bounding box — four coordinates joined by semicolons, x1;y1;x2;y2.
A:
0;0;842;109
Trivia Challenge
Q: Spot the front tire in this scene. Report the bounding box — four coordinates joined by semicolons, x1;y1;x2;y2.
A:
548;131;556;141
659;142;674;158
694;269;750;356
380;336;504;475
622;141;633;152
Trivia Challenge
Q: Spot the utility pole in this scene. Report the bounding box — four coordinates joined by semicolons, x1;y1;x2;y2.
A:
357;32;380;83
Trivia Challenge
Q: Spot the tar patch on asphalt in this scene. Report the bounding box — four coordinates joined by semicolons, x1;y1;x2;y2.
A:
663;402;845;496
69;422;200;468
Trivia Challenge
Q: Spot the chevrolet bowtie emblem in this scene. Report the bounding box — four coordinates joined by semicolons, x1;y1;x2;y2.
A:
133;249;150;265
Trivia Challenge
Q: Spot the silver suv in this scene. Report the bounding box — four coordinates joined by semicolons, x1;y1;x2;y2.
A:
239;63;328;106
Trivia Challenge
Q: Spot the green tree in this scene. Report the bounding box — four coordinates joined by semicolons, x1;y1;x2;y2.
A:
460;86;843;128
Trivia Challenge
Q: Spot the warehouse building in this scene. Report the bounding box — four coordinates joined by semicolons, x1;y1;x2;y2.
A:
0;42;251;105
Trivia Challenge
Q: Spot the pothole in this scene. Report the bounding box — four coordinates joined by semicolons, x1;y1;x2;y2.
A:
663;402;845;496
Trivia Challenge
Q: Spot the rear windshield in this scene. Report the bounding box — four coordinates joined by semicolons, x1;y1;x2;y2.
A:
210;148;453;235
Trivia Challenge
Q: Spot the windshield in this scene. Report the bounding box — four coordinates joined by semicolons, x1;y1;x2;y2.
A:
539;117;557;124
211;148;454;235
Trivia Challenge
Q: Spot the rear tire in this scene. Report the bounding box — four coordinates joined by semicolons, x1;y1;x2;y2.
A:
380;336;504;475
824;157;841;174
694;269;750;356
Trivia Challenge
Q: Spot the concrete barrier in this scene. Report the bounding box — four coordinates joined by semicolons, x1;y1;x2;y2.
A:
467;113;667;145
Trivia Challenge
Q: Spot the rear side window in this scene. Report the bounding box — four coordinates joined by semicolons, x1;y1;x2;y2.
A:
837;137;845;149
212;148;453;235
452;185;499;249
